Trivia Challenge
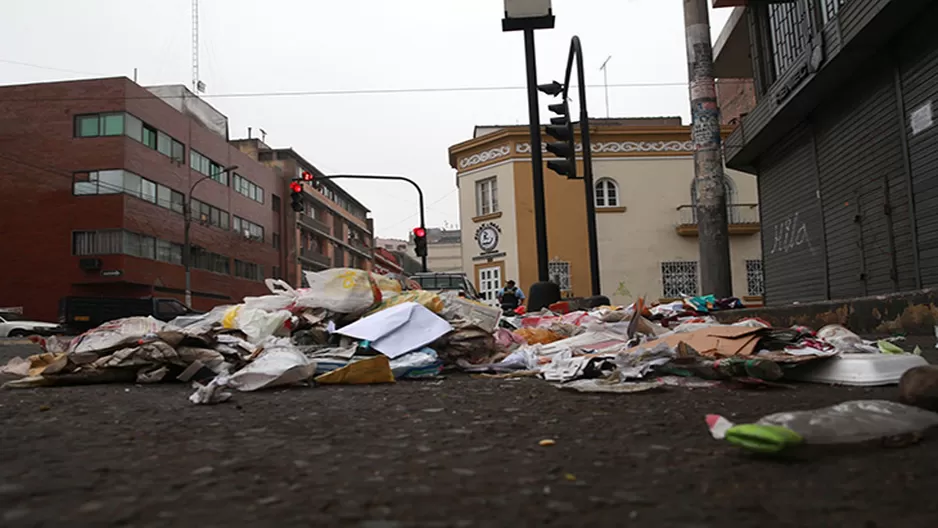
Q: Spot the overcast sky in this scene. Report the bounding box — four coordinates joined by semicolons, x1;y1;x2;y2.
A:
1;0;730;239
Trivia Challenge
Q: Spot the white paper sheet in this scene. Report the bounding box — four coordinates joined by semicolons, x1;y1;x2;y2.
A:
336;302;452;359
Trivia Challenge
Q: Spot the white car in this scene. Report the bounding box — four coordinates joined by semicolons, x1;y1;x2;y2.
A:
0;313;61;338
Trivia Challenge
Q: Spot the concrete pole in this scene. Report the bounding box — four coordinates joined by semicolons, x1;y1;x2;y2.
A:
684;0;732;298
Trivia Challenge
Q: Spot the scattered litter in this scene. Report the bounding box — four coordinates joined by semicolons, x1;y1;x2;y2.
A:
558;379;663;394
707;400;938;454
336;302;452;359
315;355;395;385
785;353;928;387
538;439;556;447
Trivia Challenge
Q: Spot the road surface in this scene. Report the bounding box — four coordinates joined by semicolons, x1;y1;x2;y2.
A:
1;342;937;527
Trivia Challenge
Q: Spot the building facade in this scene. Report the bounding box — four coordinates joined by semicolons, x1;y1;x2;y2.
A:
448;119;764;307
713;0;938;304
0;78;281;320
233;140;374;288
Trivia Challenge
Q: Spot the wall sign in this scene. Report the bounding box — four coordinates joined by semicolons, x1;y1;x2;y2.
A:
474;222;501;253
911;102;933;136
101;270;123;277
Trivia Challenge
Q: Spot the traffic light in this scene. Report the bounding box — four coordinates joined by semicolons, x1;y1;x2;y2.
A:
413;227;428;258
538;81;578;180
289;180;303;212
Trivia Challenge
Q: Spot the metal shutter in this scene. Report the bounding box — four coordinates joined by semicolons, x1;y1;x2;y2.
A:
757;124;827;304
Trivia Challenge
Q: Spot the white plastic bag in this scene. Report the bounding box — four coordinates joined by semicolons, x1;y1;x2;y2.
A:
230;308;292;343
299;268;381;314
242;294;294;313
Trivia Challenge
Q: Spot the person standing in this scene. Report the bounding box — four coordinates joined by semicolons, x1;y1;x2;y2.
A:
497;280;525;313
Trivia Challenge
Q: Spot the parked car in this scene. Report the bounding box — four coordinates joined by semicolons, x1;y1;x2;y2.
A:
0;312;62;338
409;272;481;301
59;296;200;334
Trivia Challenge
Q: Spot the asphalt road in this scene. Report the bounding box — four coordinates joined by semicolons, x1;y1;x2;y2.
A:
2;342;938;527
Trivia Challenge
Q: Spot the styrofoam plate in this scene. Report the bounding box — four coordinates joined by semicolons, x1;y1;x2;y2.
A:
785;353;929;386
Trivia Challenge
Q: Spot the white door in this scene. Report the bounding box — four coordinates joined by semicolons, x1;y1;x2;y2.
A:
477;266;502;307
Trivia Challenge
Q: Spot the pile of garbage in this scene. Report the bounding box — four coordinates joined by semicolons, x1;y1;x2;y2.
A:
0;270;930;403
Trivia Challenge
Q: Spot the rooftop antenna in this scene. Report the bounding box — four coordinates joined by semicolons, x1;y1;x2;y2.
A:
259;128;267;142
191;0;204;93
600;55;612;118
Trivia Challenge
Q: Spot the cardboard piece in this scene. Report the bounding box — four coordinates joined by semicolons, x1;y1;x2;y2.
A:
315;355;395;385
641;326;764;358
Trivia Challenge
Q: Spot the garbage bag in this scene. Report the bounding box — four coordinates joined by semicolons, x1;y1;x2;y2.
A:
368;290;444;315
299;268;382;314
817;324;880;354
224;338;316;392
390;348;443;379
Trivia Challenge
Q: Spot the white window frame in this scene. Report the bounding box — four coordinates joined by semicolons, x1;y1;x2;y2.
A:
548;260;572;293
594;178;619;208
477;265;502;307
661;261;699;298
746;259;765;296
476;177;499;216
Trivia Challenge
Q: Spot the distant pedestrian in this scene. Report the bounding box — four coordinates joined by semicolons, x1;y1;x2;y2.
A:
497;280;525;313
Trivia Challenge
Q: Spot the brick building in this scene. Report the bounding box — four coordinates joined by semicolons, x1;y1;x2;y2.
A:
233;140;375;288
0;78;284;320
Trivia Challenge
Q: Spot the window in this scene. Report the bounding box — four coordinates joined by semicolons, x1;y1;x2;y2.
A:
156;239;183;265
476;177;498;216
746;259;765;296
157;131;172;157
273;233;280;250
75;115;100;137
190;150;228;184
189;199;229;230
234;260;264;281
661;261;699;298
123;231;156;260
191;247;230;274
101;114;124;136
125;114;143;142
74;170;183;213
548;261;572;292
594;179;619;208
272;195;281;212
233;216;264;241
73;230;123;255
768;1;807;78
233;173;264;204
171;139;185;164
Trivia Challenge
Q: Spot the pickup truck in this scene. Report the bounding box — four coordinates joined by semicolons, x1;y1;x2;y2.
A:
59;296;200;334
409;272;481;302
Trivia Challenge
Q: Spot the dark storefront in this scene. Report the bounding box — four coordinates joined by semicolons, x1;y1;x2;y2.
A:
715;0;938;304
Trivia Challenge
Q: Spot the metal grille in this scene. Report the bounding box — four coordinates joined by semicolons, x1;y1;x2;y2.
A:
769;1;807;77
746;259;765;296
661;261;699;298
548;261;571;292
821;0;844;24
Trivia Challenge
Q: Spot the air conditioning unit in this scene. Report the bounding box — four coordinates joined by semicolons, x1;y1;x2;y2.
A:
79;258;102;271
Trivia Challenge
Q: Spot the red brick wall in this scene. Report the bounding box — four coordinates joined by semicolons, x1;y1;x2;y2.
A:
716;78;756;126
0;77;282;321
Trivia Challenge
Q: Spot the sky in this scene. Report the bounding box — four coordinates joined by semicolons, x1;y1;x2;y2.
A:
0;0;731;240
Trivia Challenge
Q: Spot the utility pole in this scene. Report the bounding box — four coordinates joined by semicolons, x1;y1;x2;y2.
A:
683;0;732;298
184;165;238;308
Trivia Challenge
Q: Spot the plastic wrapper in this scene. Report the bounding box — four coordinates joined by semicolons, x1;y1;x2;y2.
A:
513;327;565;345
222;307;292;343
368;290;444;315
709;400;938;450
817;324;880;354
389;348;443;379
299;268;382;314
68;316;166;356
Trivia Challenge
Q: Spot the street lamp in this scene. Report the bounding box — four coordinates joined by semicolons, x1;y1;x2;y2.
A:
183;164;238;307
502;0;560;311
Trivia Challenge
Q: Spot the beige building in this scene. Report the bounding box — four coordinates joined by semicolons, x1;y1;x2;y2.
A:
448;118;764;307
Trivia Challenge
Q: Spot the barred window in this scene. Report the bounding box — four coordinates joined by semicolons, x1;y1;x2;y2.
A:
661;261;699;298
746;259;765;296
548;260;572;292
768;1;807;77
821;0;845;24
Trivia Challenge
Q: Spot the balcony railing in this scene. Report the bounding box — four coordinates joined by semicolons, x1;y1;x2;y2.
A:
676;203;760;236
298;213;330;235
299;247;330;268
348;238;372;255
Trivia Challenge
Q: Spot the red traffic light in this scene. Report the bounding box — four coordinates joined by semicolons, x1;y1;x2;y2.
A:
290;181;303;193
413;227;426;238
301;171;314;181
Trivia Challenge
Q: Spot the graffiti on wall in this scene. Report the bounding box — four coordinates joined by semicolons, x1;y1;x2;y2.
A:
770;211;814;255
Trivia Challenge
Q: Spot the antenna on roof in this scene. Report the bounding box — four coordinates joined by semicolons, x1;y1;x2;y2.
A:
192;0;202;93
259;128;267;142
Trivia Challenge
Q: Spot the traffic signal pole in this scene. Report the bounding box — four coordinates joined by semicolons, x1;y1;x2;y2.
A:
317;174;428;272
523;28;551;283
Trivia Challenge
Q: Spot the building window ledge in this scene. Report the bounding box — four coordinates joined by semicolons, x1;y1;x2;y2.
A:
596;206;626;214
472;211;502;223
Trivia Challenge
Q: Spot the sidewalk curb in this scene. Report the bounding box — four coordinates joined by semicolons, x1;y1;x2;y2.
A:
0;339;32;346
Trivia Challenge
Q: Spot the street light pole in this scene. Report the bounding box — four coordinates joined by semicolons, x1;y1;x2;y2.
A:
600;55;612;119
183;165;238;307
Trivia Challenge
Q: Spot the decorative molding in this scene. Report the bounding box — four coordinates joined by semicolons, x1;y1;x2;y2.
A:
471;211;503;223
516;140;694;154
458;145;511;169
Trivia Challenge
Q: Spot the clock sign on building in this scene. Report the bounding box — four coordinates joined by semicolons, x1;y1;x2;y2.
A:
475;222;500;253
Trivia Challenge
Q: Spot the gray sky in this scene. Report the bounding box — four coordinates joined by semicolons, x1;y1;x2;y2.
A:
1;0;730;239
